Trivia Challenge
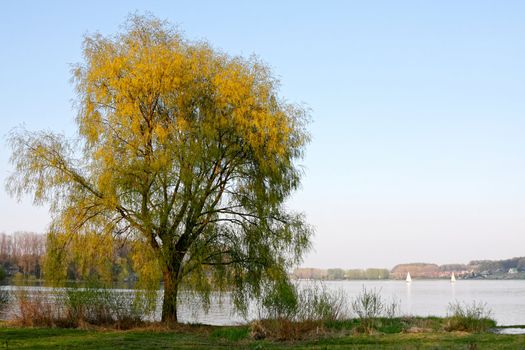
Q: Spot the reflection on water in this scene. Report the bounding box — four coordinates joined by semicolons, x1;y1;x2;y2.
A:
406;282;412;315
2;280;525;326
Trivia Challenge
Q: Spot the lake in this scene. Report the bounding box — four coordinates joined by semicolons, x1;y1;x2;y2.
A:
3;280;525;326
320;280;525;326
172;280;525;326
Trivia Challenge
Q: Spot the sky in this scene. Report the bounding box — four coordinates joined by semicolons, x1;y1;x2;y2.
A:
0;1;524;269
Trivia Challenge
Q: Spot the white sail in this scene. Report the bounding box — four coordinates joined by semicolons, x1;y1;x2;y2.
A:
406;272;412;282
451;272;456;283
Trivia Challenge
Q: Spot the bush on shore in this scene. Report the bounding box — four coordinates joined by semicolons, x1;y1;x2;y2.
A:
250;282;498;340
445;301;496;332
12;286;153;329
251;281;349;340
350;286;402;334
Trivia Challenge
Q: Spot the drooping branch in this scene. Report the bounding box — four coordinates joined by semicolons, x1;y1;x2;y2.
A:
7;15;313;323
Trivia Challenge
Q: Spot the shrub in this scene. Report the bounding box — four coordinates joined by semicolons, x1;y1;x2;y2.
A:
261;280;298;320
12;286;154;329
259;281;348;323
351;286;401;333
445;301;496;332
64;287;150;328
14;288;59;327
296;283;348;321
384;297;401;318
254;281;348;340
351;287;383;319
351;286;383;333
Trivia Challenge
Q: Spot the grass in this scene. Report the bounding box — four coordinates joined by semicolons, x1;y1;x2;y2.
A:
210;325;250;341
445;301;496;333
0;325;524;349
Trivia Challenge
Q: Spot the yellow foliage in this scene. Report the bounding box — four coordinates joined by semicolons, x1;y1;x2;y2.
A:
74;15;306;182
9;15;311;321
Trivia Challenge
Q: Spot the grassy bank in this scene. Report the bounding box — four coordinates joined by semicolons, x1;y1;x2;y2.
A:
2;284;520;348
0;325;524;349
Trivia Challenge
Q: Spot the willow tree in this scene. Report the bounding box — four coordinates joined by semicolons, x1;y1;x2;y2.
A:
7;15;312;324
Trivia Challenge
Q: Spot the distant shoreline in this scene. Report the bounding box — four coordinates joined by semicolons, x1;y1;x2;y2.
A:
293;256;525;281
291;277;525;281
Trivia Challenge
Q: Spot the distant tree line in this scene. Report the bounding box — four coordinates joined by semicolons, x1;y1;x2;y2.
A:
0;232;136;283
0;232;46;278
294;256;525;281
293;267;390;280
345;268;390;280
4;230;525;282
468;257;525;276
391;258;525;279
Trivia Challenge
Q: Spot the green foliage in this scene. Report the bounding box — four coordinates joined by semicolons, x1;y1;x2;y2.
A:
445;301;496;332
295;283;348;321
351;287;384;320
64;287;150;328
259;281;348;323
7;14;312;323
375;318;406;334
323;316;449;334
254;282;349;341
261;280;298;320
323;318;360;332
13;284;152;329
351;286;401;333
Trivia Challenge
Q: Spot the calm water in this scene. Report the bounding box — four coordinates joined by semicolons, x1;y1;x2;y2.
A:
320;280;525;326
174;280;525;326
4;280;525;326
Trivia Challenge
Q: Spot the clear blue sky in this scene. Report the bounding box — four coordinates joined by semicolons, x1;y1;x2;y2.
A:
1;1;524;268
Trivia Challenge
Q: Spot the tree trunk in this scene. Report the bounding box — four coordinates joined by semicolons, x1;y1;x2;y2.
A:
161;269;179;324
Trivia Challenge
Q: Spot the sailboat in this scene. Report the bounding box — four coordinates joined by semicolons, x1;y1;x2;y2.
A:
451;272;456;283
406;272;412;283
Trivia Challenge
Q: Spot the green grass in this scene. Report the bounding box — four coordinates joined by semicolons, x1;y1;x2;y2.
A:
323;317;459;334
0;326;524;349
210;325;250;341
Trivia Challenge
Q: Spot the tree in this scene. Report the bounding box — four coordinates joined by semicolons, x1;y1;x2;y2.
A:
0;232;45;278
327;268;345;280
7;15;312;323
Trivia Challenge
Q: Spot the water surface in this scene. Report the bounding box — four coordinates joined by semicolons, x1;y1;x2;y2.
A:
3;280;525;326
320;280;525;326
